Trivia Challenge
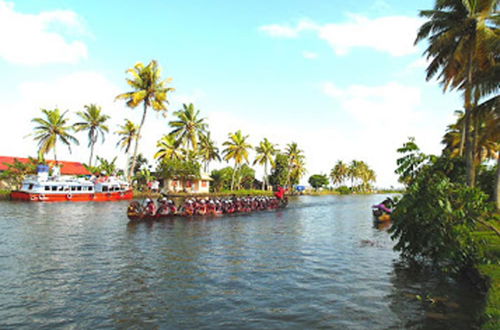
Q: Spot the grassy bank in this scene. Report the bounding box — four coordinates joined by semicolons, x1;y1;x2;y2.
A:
0;190;10;200
473;220;500;329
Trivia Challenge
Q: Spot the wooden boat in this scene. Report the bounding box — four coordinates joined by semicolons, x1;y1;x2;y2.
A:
127;198;288;222
11;165;132;202
372;207;391;223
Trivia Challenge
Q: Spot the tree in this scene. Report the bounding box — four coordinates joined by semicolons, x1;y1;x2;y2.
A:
253;138;278;190
210;167;234;192
308;174;329;190
154;134;184;162
128;153;149;178
222;130;252;191
157;158;200;192
199;132;221;173
0;157;38;189
73;104;110;167
415;0;498;187
115;60;174;181
31;108;79;162
395;138;430;187
168;103;207;155
286;142;306;186
330;160;349;186
268;153;289;187
235;164;256;190
95;156;118;175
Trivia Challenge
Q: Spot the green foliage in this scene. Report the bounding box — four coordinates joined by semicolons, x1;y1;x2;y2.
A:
390;154;494;273
0;157;38;189
236;164;256;190
477;163;498;202
268;153;289;187
210;167;233;192
335;185;351;195
308;174;329;190
157;158;200;181
395;137;430;186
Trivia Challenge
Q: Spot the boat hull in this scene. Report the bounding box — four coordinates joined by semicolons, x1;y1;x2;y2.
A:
11;190;133;202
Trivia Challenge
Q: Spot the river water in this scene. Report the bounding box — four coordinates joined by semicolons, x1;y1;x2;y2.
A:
0;195;485;329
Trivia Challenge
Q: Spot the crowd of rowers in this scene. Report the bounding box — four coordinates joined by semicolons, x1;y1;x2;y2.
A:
128;194;288;218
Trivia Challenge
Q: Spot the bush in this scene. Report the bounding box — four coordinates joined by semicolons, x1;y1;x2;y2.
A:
390;156;493;274
336;186;351;195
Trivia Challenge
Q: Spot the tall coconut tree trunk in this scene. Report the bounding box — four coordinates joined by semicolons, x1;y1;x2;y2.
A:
495;153;500;211
129;103;148;181
230;162;238;191
263;161;268;191
464;41;476;187
89;132;96;167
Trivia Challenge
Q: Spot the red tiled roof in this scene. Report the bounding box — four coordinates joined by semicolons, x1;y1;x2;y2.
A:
0;156;91;175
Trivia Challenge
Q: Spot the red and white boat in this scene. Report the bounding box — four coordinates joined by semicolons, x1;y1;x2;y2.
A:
11;165;133;202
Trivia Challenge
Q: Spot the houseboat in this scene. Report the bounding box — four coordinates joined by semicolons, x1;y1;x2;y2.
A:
11;164;133;202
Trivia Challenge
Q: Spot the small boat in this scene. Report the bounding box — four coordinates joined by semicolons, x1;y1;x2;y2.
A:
372;197;394;223
11;164;133;202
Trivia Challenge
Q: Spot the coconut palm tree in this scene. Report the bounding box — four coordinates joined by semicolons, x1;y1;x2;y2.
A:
115;60;174;181
115;119;139;177
168;103;208;155
222;130;252;190
253;138;279;190
330;160;349;187
415;0;498;186
285;142;305;186
199;132;221;172
73;104;110;167
31;108;79;162
154;134;184;162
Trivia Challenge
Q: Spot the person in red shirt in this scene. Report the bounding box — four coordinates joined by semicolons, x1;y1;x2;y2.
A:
275;186;285;199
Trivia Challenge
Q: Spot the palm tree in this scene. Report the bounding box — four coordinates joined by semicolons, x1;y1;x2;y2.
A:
154;134;184;162
285;142;305;186
73;104;110;167
222;130;252;190
253;138;278;190
199;132;221;172
330;160;349;187
415;0;498;186
115;60;174;181
116;119;139;177
31;108;79;162
168;103;208;155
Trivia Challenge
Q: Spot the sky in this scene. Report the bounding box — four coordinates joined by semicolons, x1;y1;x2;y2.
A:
0;0;463;188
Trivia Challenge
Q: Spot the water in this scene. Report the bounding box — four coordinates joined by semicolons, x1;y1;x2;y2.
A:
0;195;485;329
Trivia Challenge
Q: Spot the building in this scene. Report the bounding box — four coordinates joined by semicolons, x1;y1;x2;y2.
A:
164;173;213;194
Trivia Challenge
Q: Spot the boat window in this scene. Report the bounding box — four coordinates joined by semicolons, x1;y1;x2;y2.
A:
77;186;82;191
58;186;64;191
52;186;57;191
28;184;34;190
102;186;108;192
88;186;93;191
45;186;50;191
71;186;76;191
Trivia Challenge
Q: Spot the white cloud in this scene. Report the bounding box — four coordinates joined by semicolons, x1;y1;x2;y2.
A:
0;1;88;65
321;81;452;187
260;14;423;56
302;51;319;59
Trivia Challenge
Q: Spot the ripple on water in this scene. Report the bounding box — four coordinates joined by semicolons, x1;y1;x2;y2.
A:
0;196;485;329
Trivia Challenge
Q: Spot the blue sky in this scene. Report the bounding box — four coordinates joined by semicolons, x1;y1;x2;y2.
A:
0;0;463;187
